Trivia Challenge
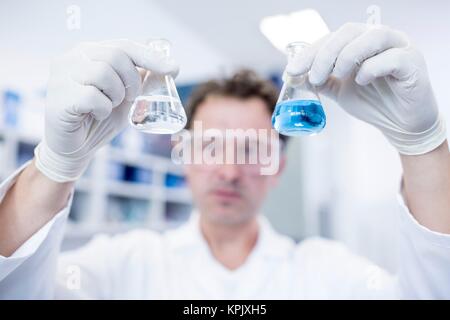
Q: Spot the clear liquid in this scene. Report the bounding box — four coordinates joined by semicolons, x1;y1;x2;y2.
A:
129;95;187;134
272;99;326;136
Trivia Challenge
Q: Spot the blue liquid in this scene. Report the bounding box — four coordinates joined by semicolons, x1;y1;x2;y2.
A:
272;99;326;136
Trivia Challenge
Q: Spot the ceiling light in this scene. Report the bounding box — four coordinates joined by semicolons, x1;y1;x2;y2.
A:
260;9;329;52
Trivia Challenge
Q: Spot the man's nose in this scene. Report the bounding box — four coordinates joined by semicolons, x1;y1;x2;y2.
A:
216;164;242;182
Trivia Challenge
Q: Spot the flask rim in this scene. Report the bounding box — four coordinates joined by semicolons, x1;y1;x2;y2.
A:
146;38;172;57
285;41;310;54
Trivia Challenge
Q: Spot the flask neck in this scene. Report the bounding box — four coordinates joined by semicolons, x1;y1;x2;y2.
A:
282;71;307;86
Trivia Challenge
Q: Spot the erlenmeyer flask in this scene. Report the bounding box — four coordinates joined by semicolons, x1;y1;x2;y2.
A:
129;39;187;134
272;42;326;136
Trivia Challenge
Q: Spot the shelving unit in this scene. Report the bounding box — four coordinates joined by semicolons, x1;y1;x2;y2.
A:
0;125;193;243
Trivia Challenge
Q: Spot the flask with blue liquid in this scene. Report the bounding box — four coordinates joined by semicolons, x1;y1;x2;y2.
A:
272;42;326;136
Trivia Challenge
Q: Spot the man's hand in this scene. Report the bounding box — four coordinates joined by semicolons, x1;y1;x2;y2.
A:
286;22;449;233
35;39;179;182
0;39;179;256
286;22;446;155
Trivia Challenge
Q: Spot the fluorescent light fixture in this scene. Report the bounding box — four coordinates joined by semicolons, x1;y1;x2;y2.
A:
260;9;329;52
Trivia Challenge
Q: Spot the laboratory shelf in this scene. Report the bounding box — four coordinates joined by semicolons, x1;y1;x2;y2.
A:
105;180;191;203
0;125;193;242
107;146;184;175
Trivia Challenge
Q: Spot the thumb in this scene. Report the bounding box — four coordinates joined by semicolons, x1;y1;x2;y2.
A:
313;75;342;101
110;98;134;130
101;39;179;77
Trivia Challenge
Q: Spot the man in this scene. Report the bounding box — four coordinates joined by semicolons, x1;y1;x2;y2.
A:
0;23;449;299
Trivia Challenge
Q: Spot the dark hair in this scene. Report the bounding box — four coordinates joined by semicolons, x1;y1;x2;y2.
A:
185;69;289;145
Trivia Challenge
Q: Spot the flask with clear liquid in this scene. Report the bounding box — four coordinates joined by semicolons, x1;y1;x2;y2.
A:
272;42;326;136
128;39;187;134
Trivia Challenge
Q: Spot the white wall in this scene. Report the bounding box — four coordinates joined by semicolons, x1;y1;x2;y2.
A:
0;0;232;86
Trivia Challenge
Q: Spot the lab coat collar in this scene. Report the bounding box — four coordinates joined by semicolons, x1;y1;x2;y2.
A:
167;210;294;260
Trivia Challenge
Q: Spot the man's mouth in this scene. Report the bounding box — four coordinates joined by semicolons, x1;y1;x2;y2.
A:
211;188;242;200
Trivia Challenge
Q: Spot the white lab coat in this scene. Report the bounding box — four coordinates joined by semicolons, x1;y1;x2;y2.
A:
0;163;450;299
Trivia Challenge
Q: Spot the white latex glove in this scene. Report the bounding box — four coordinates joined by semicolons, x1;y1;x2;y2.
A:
35;39;179;182
286;23;446;155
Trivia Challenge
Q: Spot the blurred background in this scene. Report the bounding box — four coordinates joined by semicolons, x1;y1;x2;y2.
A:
0;0;449;273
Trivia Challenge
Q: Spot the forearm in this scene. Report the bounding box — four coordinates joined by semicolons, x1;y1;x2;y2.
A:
400;140;450;233
0;159;74;257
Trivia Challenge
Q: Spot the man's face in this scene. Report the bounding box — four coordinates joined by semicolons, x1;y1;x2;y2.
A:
184;95;285;226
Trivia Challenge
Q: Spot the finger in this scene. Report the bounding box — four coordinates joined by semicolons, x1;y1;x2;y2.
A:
101;39;179;77
309;23;367;85
70;56;125;107
70;83;113;121
354;47;413;85
333;26;409;80
80;43;141;102
137;67;147;82
285;34;330;76
110;99;134;130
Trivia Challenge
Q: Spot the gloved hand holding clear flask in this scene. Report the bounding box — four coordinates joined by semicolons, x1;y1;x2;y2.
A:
34;39;179;183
